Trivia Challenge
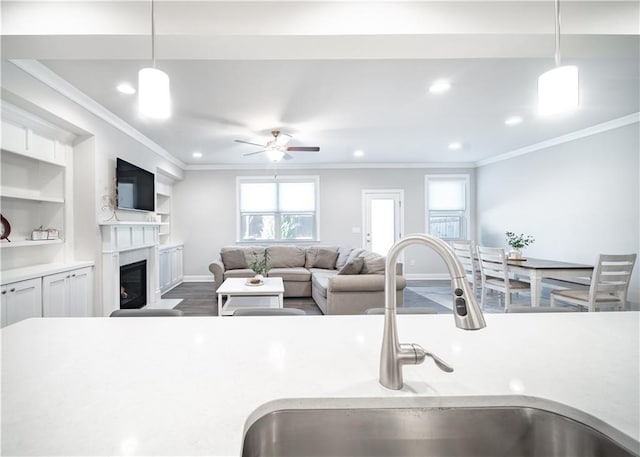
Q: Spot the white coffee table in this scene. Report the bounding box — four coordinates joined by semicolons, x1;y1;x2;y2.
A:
216;277;285;316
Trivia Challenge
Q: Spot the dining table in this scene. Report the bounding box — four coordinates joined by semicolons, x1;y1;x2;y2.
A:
505;257;594;307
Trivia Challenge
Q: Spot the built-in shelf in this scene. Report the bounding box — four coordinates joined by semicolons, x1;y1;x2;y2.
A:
0;239;64;249
1;261;94;284
1;190;64;203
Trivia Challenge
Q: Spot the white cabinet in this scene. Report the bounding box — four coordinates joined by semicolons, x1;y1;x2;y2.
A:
43;266;94;317
1;277;42;327
159;244;183;294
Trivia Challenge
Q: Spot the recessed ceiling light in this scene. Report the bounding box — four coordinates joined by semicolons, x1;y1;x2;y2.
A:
116;82;136;95
192;151;202;158
448;142;462;150
505;116;523;126
429;79;451;94
354;150;364;157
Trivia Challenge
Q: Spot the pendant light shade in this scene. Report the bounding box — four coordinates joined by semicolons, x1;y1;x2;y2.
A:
138;67;171;119
138;0;171;119
538;65;579;116
537;0;579;116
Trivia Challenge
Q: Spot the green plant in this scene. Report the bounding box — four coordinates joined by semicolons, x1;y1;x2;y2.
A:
505;231;535;249
249;250;270;276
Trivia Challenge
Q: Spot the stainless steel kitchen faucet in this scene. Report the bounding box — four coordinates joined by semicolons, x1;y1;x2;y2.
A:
380;234;486;390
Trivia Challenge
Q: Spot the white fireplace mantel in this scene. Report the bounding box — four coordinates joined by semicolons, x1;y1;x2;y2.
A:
99;222;161;316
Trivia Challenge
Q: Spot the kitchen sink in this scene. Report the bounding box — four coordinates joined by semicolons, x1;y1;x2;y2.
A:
242;399;639;457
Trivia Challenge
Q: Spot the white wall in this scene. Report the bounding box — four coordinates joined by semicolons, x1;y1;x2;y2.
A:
173;167;476;279
477;123;640;302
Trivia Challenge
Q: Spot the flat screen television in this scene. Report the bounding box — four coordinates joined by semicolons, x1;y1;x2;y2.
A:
116;158;155;212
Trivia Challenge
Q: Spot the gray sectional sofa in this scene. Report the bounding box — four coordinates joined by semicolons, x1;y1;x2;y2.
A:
209;245;406;315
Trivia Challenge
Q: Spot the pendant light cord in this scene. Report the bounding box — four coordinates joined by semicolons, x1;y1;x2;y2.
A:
554;0;561;67
151;0;156;68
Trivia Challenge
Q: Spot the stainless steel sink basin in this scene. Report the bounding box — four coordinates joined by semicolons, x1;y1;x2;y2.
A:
242;400;639;457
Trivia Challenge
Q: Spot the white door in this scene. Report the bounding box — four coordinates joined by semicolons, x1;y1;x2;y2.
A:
363;190;404;256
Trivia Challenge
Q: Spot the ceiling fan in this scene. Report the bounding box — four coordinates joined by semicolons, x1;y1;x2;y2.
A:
235;130;320;161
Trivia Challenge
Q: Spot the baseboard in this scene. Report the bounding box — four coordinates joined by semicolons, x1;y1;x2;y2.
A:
183;275;215;282
405;274;451;281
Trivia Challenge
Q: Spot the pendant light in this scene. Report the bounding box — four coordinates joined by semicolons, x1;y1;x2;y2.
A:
138;0;171;119
537;0;579;116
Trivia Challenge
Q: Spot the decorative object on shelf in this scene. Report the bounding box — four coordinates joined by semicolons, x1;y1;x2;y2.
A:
537;0;579;116
249;250;270;277
100;177;119;222
31;227;48;241
0;214;11;242
46;229;59;240
505;231;535;260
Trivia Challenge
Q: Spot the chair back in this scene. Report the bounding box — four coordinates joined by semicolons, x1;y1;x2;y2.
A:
110;309;184;317
233;308;305;316
476;246;509;283
589;254;637;306
452;241;477;287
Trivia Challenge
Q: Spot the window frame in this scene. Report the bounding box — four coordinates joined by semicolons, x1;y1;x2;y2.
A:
424;174;471;241
236;175;320;243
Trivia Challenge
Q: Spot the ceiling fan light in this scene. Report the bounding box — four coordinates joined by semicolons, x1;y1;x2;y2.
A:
138;67;171;119
537;65;579;116
266;149;285;162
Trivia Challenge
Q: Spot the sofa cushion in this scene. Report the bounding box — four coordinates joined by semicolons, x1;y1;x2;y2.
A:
305;246;339;268
335;246;353;269
267;246;306;268
359;251;386;274
313;248;339;269
268;267;311;282
220;248;248;270
346;248;366;265
337;257;364;275
221;246;265;266
223;268;255;279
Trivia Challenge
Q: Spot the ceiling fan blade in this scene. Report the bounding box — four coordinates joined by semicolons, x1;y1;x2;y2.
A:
283;153;294;160
243;150;266;156
286;146;320;152
276;132;292;146
235;140;265;148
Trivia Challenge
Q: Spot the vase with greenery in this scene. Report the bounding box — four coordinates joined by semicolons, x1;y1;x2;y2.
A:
505;231;535;259
249;250;270;278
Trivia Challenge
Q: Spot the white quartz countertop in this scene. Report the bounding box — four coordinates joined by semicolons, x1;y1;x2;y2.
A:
2;312;639;456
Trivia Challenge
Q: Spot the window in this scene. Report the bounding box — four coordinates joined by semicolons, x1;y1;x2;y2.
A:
425;175;470;240
237;176;319;242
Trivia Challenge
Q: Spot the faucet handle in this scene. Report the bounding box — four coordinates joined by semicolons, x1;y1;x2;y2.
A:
399;343;454;373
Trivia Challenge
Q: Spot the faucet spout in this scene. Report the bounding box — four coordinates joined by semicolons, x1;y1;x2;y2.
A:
380;233;486;390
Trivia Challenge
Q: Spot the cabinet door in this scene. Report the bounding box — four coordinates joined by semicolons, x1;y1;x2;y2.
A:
69;267;93;317
42;272;69;317
170;248;179;285
1;278;42;327
160;250;171;292
175;247;184;283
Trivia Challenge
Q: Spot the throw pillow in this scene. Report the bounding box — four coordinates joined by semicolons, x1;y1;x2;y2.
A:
359;251;386;274
221;249;248;270
335;246;352;269
337;257;364;275
313;248;339;270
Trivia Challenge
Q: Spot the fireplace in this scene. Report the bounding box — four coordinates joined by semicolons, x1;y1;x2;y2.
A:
120;260;147;309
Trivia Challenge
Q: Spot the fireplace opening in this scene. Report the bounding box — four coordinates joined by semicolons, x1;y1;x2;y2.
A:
120;260;147;309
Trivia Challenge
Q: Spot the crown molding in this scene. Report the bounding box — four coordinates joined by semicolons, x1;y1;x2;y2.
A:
475;112;640;168
9;59;186;170
184;162;477;171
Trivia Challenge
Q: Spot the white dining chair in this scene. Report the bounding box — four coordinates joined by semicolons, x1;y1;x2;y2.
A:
550;254;637;312
476;246;531;311
452;241;481;296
